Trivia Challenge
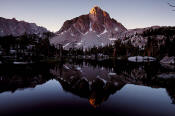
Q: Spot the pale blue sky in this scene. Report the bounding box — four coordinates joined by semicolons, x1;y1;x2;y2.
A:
0;0;175;32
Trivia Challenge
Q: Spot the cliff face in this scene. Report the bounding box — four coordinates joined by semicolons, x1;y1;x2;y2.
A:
50;6;127;49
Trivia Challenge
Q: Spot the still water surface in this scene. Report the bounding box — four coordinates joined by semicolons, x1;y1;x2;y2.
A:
0;60;175;116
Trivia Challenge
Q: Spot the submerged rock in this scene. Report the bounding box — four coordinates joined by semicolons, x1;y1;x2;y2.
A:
157;73;175;79
160;56;175;64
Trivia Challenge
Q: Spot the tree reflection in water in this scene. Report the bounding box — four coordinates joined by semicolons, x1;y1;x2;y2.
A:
0;59;175;107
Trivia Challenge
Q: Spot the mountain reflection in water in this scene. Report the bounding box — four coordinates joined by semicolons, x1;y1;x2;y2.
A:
0;59;175;115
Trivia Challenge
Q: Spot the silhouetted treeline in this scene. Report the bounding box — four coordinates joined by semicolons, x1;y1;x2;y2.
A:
0;32;57;62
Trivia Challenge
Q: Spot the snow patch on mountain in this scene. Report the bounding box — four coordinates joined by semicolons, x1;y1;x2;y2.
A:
63;43;71;49
100;28;107;35
89;22;93;31
109;38;117;41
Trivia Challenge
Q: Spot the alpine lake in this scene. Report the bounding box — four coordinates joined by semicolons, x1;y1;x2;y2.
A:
0;58;175;116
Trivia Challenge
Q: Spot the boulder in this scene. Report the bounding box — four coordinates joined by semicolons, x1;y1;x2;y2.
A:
160;56;175;64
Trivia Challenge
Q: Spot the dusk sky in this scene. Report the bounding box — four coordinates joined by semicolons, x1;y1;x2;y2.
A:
0;0;175;32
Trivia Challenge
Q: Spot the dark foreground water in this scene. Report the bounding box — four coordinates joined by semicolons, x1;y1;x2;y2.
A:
0;59;175;116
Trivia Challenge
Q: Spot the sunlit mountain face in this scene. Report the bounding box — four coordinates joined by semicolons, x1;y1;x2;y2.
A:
0;59;175;115
50;6;127;50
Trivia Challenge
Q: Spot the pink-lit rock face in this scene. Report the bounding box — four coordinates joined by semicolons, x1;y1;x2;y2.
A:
58;6;126;35
51;6;127;49
0;17;48;37
89;6;110;24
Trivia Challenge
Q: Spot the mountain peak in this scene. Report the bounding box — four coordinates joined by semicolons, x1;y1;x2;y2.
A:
90;6;102;14
89;6;108;17
12;18;17;21
51;6;127;49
